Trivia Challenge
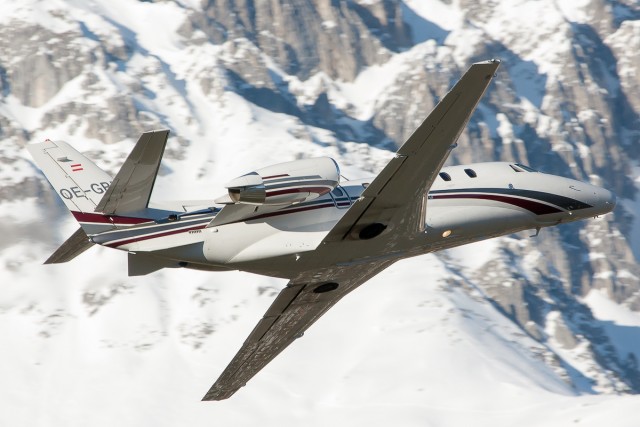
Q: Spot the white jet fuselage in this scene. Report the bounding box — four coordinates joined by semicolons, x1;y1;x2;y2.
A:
27;60;618;400
96;161;614;278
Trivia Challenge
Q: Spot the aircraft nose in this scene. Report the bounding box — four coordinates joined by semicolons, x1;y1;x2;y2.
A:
589;185;616;215
601;187;616;210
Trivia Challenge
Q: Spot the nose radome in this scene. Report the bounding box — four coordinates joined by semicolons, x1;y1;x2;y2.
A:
591;185;616;215
602;187;616;209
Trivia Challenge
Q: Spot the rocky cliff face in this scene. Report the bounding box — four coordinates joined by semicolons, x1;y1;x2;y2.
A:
1;0;639;415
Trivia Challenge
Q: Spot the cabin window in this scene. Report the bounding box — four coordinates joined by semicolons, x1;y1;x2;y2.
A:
439;172;452;182
464;168;477;178
331;187;344;197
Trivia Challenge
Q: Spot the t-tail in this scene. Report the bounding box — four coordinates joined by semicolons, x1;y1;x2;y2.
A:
26;130;169;263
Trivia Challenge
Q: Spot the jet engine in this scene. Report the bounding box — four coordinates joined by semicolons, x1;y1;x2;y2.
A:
217;157;340;205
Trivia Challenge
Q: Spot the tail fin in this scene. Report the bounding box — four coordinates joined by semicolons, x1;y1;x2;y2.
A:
26;139;114;214
28;130;170;263
27;140;112;263
28;130;169;231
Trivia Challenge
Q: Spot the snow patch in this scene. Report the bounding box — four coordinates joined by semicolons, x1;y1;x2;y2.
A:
584;289;640;364
444;238;500;271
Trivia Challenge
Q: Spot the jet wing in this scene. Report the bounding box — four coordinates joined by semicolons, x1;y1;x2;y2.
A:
202;258;396;401
95;130;169;215
322;60;501;245
202;60;500;401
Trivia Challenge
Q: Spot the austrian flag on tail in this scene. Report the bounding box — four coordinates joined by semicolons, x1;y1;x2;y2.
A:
71;163;83;172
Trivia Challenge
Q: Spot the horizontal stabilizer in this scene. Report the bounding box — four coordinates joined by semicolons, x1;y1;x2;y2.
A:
95;130;169;215
45;227;94;264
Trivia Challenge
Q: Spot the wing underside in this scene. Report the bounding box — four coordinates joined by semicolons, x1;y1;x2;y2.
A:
202;60;501;400
202;259;396;401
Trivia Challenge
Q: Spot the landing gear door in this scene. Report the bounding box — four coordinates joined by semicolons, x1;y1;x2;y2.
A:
330;186;351;209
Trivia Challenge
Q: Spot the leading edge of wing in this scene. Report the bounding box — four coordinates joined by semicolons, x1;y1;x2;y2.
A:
323;59;501;243
201;259;396;401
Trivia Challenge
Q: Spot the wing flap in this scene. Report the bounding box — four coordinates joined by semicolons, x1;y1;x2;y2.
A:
263;283;305;317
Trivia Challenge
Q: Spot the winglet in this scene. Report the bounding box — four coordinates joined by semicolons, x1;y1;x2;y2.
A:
95;130;169;215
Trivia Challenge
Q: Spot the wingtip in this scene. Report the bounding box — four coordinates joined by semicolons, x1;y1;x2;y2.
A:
143;128;171;136
201;390;234;402
473;58;501;66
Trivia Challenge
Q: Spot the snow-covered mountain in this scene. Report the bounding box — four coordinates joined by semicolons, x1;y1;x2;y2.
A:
1;0;639;425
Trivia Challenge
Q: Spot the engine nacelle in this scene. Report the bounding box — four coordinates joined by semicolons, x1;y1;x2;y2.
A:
219;157;340;205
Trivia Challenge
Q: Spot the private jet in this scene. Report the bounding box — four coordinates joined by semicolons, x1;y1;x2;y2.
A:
26;59;616;400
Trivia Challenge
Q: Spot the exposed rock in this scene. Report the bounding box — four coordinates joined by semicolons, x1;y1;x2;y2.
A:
0;0;639;396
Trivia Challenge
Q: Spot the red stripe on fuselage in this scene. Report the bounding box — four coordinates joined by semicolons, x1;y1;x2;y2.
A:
106;224;207;248
104;202;339;248
71;211;152;225
265;187;332;197
431;194;562;215
246;202;336;221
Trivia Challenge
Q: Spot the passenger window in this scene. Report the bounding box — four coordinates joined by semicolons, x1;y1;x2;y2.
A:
464;168;477;178
331;188;344;197
439;172;452;181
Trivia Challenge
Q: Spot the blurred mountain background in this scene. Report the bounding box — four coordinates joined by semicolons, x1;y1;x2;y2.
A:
1;0;639;426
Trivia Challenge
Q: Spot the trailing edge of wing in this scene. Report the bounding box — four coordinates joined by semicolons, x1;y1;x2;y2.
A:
202;259;396;401
95;130;169;215
201;60;501;401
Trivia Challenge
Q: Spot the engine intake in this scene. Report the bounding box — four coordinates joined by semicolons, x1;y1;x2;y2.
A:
218;157;340;206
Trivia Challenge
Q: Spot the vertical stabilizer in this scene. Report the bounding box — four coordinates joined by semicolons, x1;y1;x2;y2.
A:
26;140;113;213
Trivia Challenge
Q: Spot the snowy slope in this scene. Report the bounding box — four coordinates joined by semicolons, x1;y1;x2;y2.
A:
2;255;640;427
1;0;639;426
